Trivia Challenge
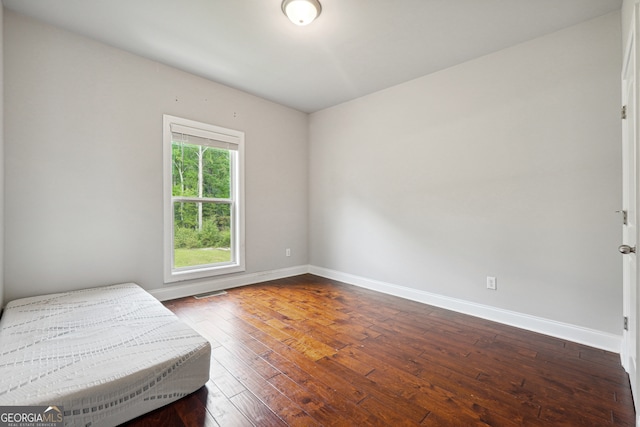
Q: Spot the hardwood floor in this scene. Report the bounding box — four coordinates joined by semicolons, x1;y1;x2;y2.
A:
122;274;635;426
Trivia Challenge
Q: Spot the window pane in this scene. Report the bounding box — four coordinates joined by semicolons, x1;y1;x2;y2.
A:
173;202;232;268
171;142;231;198
164;114;244;282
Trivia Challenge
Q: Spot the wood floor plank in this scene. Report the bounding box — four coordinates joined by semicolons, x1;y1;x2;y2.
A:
122;274;635;426
471;338;628;407
200;381;253;427
266;371;352;426
208;355;248;399
342;341;541;423
122;402;187;427
236;368;319;427
212;339;318;426
260;349;385;426
364;356;521;426
253;328;369;404
173;386;219;427
228;390;288;427
357;395;424;426
198;317;282;381
316;356;431;423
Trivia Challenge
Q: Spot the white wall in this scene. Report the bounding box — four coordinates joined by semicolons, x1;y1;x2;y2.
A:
4;10;308;301
623;0;636;49
0;5;4;309
309;12;622;334
2;7;624;340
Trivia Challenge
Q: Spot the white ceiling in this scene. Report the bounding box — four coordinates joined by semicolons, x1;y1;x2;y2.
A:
2;0;622;113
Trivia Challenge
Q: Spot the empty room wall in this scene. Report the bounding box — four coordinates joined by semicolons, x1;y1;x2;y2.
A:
309;12;622;336
4;10;309;301
3;6;624;347
0;5;4;308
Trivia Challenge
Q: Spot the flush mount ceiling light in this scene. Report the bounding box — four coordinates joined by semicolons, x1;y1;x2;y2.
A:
281;0;322;26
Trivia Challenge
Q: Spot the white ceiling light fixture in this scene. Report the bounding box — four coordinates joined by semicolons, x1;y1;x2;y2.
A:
281;0;322;26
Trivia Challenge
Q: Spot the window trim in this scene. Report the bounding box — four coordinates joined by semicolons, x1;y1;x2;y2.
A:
163;114;245;283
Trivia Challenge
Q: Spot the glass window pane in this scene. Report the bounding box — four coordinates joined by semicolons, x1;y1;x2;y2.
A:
173;202;232;268
171;142;231;198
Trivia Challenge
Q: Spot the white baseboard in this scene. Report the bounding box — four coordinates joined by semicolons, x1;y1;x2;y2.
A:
150;264;622;353
309;265;622;353
148;265;309;301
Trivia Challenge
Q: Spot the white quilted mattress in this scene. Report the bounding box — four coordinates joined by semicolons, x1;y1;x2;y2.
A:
0;283;211;427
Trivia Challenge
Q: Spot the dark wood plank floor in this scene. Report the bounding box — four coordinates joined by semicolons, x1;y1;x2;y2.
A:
123;274;635;426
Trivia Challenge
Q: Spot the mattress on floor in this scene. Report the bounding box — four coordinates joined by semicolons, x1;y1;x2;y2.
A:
0;283;211;427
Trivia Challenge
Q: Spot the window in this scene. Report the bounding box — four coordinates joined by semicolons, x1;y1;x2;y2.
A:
163;115;245;282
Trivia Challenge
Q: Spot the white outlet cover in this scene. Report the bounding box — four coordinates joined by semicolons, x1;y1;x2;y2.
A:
487;276;497;290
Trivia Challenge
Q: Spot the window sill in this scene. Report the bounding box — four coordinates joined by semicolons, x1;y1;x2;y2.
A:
164;263;246;284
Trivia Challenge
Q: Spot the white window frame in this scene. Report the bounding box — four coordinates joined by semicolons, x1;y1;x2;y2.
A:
163;114;245;283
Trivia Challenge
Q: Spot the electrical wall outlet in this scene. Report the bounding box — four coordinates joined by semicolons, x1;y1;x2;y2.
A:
486;276;497;290
286;248;291;257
